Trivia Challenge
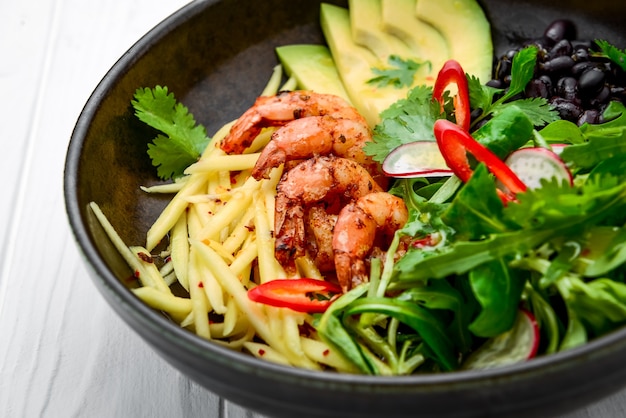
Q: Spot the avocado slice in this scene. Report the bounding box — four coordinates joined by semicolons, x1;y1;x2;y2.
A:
348;0;413;60
415;0;493;83
320;3;402;127
380;0;449;79
275;44;351;102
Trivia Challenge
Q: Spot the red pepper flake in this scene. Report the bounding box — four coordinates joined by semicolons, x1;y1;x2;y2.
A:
323;349;330;356
258;349;266;356
134;269;141;278
138;252;153;263
198;281;204;288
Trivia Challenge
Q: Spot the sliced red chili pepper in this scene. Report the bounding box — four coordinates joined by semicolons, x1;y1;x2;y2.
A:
434;119;527;199
432;60;471;132
248;278;342;313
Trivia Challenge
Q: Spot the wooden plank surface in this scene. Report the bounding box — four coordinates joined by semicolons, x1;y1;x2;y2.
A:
1;0;625;417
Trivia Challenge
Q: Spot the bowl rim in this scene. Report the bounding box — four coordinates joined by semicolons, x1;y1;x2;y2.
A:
63;0;626;391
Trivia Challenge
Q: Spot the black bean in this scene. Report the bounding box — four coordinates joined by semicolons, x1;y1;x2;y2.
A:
578;109;600;125
578;68;606;98
550;97;583;121
572;47;589;62
540;56;575;73
526;79;551;99
504;48;519;60
496;58;512;80
548;39;573;59
611;86;626;100
589;86;611;107
539;75;553;90
572;40;592;50
557;77;578;101
544;19;577;45
486;79;504;89
571;61;598;77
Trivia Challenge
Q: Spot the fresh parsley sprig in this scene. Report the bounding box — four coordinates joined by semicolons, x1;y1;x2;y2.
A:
132;86;210;180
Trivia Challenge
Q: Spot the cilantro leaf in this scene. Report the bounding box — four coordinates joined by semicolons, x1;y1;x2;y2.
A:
467;74;500;112
469;46;555;129
500;46;539;102
497;98;559;126
364;86;440;162
367;55;431;89
132;86;210;180
595;39;626;72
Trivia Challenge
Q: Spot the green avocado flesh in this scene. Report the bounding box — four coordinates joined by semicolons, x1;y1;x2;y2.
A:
415;0;493;84
275;0;493;127
275;44;351;102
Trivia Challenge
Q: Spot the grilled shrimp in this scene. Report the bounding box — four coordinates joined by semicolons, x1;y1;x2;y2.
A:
220;90;363;155
251;114;379;179
274;155;383;272
220;90;385;186
333;192;408;292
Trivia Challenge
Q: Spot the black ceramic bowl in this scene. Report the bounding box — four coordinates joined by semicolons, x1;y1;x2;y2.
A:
64;1;626;417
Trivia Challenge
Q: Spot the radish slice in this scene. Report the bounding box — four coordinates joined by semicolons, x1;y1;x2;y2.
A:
462;309;540;370
502;147;573;190
549;143;569;156
382;141;452;178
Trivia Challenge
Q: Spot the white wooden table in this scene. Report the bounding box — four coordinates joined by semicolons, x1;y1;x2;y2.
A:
2;1;626;417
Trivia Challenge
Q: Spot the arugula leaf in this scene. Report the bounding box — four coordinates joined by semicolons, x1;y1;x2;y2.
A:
393;228;555;282
595;39;626;72
132;86;210;180
367;55;431;89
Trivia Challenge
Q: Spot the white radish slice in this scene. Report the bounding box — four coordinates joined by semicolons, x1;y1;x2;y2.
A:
462;309;540;370
503;147;573;190
382;141;452;178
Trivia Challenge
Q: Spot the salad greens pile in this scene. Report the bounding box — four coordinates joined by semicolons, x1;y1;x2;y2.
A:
316;45;626;374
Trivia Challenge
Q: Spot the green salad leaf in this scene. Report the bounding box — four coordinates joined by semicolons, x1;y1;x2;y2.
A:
132;86;210;180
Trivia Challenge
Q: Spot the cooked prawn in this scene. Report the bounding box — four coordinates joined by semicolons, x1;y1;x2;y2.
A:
251;114;380;182
304;204;337;273
333;192;408;292
274;155;383;272
220;90;363;155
